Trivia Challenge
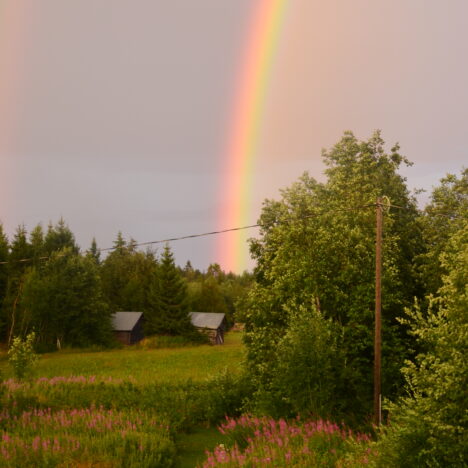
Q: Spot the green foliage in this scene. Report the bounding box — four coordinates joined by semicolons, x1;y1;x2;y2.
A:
8;332;38;380
256;305;350;420
86;237;101;264
44;217;79;256
417;168;468;296
145;244;193;336
29;223;46;267
201;415;373;467
376;222;468;467
0;331;246;466
137;333;208;349
243;131;422;419
2;225;32;344
0;405;175;467
100;233;157;313
21;248;113;350
186;264;254;329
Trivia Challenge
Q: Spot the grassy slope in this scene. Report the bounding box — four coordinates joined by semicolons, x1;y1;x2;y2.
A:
0;332;244;467
0;332;244;384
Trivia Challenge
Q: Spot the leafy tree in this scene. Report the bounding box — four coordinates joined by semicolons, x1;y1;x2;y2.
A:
21;248;112;349
247;303;348;420
377;221;468;467
188;267;229;316
146;245;193;336
243;131;423;418
418;168;468;295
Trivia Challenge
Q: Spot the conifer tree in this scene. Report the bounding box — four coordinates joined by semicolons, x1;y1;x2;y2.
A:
21;248;112;349
146;244;192;336
30;224;46;267
100;233;157;312
44;218;79;255
87;237;101;265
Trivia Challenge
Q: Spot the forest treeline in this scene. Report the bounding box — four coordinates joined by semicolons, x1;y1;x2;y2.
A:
0;221;253;350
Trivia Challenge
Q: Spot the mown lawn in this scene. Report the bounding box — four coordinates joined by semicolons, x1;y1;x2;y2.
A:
0;332;244;384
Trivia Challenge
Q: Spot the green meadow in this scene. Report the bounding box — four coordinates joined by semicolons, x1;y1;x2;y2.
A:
0;332;243;384
0;333;245;467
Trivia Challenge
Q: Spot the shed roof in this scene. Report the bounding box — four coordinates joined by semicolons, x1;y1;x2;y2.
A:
189;312;226;330
112;311;143;331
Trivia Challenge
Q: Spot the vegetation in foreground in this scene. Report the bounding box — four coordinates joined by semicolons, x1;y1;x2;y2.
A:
201;415;373;467
0;332;246;467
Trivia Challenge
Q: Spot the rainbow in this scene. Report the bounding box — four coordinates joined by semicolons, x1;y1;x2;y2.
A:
217;0;288;273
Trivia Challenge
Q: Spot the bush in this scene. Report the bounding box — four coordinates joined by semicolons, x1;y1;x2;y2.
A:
245;305;352;422
8;332;38;380
376;224;468;467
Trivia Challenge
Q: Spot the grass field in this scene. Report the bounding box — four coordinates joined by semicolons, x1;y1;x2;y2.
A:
0;332;245;467
0;332;244;384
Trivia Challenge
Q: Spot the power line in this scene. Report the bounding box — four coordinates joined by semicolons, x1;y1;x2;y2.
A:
0;223;262;265
0;204;373;266
0;202;465;266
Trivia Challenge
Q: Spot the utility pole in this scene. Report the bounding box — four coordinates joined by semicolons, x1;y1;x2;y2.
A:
374;197;383;426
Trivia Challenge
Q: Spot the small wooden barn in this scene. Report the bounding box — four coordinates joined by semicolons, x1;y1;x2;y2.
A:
112;311;144;345
189;312;227;345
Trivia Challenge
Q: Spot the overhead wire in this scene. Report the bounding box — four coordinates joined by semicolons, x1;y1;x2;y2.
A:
0;201;465;266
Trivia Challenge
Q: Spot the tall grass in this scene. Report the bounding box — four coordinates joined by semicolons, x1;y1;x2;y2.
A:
0;406;174;467
0;332;245;467
0;332;244;384
201;415;374;467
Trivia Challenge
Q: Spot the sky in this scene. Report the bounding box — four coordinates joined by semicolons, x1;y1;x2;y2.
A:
1;0;467;272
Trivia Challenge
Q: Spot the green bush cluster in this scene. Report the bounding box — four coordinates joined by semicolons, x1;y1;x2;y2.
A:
7;332;38;380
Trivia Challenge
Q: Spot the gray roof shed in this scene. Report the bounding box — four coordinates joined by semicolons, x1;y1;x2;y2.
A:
189;312;226;330
112;312;143;331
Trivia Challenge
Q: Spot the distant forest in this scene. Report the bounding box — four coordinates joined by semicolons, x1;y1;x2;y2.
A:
0;220;253;351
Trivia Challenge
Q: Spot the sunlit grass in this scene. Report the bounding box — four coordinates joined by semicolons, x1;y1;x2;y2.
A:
0;332;244;384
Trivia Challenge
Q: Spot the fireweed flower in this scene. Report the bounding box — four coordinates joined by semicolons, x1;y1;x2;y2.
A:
202;415;372;467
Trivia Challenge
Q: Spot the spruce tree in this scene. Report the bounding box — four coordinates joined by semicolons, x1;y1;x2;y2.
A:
146;244;192;336
21;248;112;349
44;218;79;255
30;224;46;267
100;233;157;312
87;237;101;265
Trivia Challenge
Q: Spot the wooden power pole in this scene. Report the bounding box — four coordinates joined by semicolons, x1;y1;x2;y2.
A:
374;197;383;426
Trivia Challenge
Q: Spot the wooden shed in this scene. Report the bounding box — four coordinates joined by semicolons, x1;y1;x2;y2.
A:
189;312;227;345
112;311;144;345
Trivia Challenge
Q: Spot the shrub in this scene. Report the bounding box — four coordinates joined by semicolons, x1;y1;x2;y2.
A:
8;332;38;380
245;305;351;421
376;224;468;467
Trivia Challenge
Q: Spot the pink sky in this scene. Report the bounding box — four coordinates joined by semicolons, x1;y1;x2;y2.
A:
1;0;467;272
